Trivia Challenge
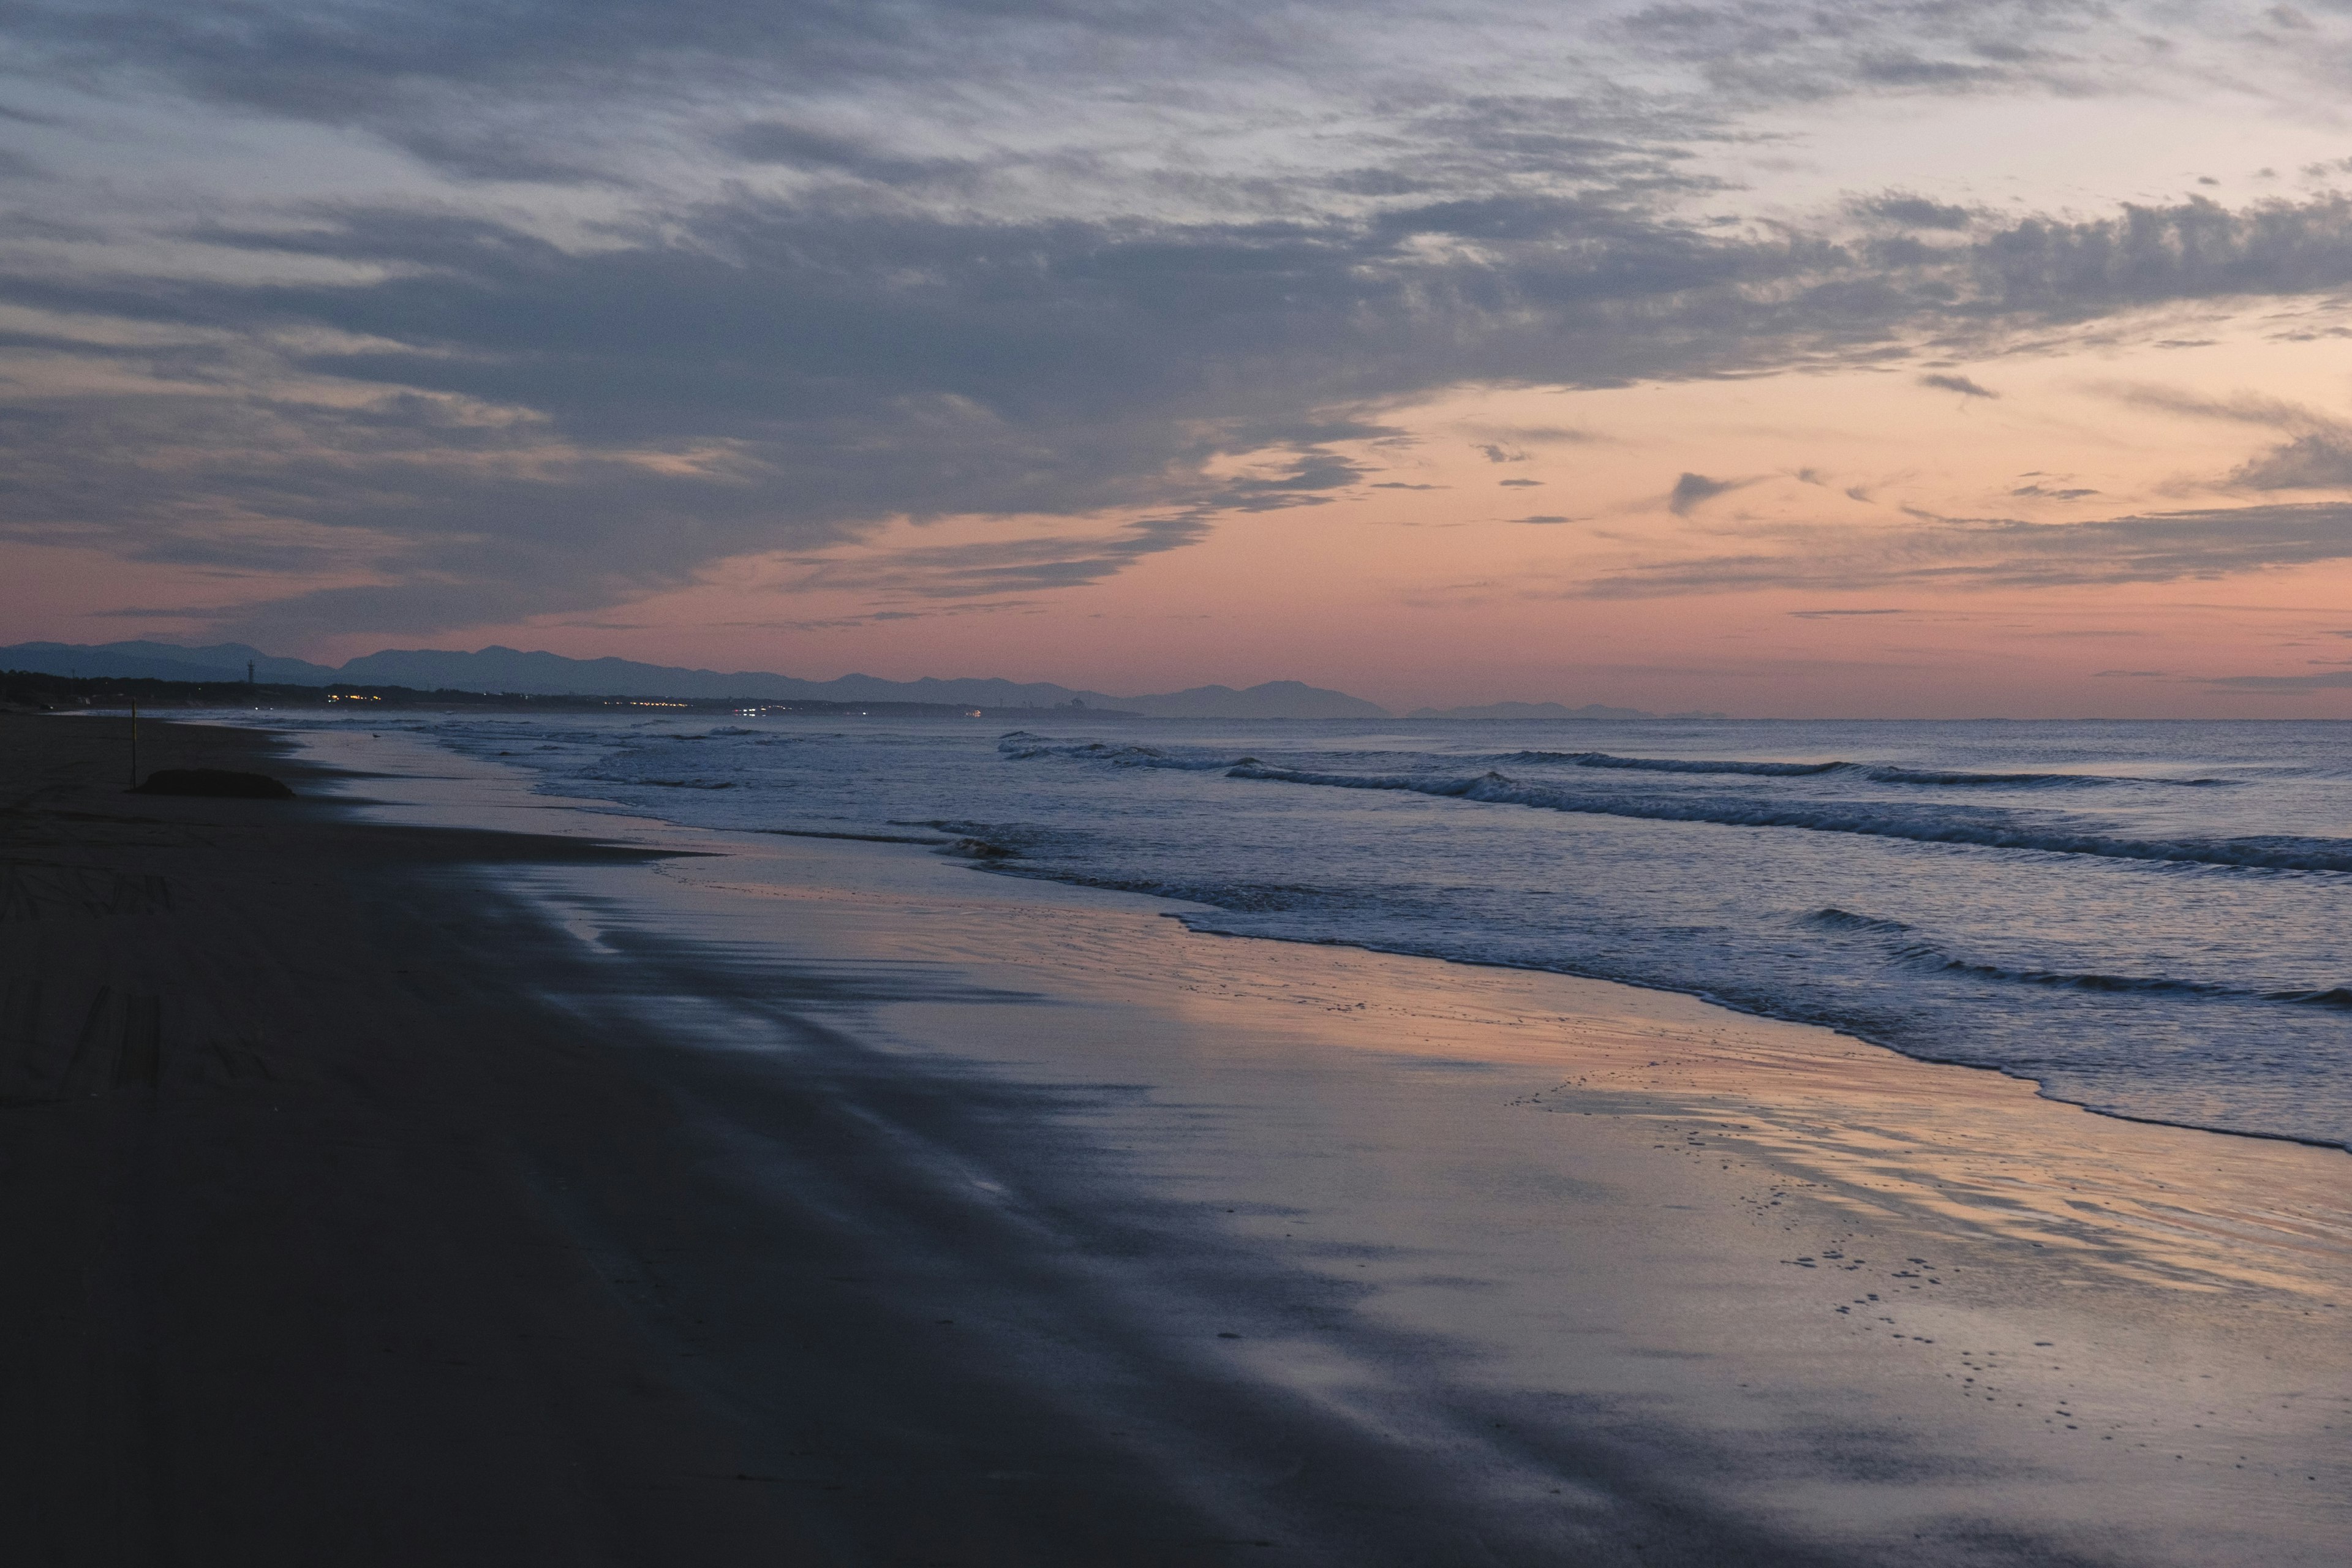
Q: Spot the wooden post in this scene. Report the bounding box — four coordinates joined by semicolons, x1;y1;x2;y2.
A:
130;700;139;788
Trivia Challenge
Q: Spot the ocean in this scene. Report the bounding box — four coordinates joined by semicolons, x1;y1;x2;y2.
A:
272;710;2351;1151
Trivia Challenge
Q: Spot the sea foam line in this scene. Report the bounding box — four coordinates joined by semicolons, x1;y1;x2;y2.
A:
1499;752;2226;788
1225;764;2352;873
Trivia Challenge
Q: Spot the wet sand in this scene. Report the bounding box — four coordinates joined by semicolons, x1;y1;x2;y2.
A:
5;712;2346;1564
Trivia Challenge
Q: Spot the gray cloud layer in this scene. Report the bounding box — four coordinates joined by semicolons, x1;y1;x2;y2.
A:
7;1;2352;638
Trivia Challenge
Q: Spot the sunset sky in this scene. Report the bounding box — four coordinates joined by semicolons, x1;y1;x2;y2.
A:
8;1;2352;715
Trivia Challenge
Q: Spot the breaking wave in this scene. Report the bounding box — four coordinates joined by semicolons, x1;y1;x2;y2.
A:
1500;752;2223;789
1502;751;1846;777
1803;907;1913;933
998;734;1253;771
1226;764;2352;872
1886;940;2348;1008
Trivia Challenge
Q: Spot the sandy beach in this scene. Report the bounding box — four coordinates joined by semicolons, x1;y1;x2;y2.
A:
4;711;2346;1566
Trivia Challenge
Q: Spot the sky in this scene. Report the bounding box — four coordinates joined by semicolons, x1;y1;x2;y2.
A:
6;1;2352;715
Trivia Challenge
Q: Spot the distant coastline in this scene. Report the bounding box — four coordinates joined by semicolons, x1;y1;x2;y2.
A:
1;639;1687;723
0;668;1139;722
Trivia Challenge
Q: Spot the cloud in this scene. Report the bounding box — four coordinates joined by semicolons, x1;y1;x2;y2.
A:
1509;514;1572;524
2202;668;2352;692
717;123;977;188
1668;472;1749;516
2103;386;2325;429
1466;424;1598;445
1215;449;1374;508
1788;608;1905;617
17;1;2352;635
1498;477;1543;486
712;609;929;632
2232;432;2352;490
1858;194;1973;231
2101;383;2352;491
1919;372;1997;398
790;511;1219;600
19;183;2352;636
1583;501;2352;597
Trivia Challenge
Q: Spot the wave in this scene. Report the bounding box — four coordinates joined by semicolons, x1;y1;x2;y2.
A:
999;735;1254;771
1502;751;1846;777
1009;736;2222;792
1501;752;2224;789
2267;986;2352;1008
1224;764;2352;873
578;769;738;790
1864;764;2231;789
1896;945;2237;998
1803;907;1913;933
1888;941;2351;1009
1863;765;2114;788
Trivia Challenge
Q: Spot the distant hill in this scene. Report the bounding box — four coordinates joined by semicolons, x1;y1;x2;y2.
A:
1;641;1391;720
1121;681;1387;720
0;640;339;685
1407;699;1727;721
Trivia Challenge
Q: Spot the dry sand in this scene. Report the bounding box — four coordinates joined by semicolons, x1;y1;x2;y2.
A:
4;712;2346;1565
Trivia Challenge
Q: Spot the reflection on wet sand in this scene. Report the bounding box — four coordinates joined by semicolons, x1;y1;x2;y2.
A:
290;725;2352;1565
636;832;2351;1564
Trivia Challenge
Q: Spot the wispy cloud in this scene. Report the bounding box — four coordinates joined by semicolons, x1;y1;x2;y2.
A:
2234;434;2352;489
1668;473;1752;516
1466;424;1599;446
1583;502;2352;597
2201;668;2352;692
2098;382;2352;491
1919;372;1997;399
790;512;1220;600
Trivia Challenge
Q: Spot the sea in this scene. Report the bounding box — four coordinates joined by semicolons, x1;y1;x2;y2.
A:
269;710;2352;1152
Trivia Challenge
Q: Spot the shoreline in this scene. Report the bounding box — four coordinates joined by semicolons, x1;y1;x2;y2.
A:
7;712;2347;1564
630;812;2352;1304
309;719;2352;1553
1093;914;2352;1158
259;702;2352;1158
